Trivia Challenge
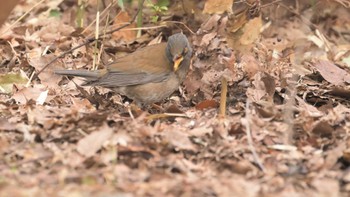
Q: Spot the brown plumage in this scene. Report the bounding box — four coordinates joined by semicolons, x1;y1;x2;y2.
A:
55;33;192;105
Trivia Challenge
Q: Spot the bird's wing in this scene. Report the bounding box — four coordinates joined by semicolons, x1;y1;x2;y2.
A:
89;43;174;87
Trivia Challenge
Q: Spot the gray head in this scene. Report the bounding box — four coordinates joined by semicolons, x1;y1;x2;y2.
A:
165;33;192;71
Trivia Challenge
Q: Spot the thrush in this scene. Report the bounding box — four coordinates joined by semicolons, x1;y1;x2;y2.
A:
55;33;192;105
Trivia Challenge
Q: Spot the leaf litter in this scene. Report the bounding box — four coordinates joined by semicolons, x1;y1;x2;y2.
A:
0;0;350;196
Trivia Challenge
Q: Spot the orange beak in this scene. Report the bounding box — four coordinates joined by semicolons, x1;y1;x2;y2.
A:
173;56;184;71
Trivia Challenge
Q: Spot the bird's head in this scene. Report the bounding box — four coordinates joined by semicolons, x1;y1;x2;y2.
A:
165;33;192;72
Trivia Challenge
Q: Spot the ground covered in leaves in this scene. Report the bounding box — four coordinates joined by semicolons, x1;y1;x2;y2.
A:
1;0;350;196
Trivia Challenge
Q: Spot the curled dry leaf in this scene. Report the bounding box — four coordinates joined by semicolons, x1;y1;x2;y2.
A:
296;97;323;118
12;84;51;105
200;32;217;47
240;54;260;79
313;60;350;85
27;48;63;89
246;72;275;103
238;17;262;46
77;124;114;157
163;129;196;151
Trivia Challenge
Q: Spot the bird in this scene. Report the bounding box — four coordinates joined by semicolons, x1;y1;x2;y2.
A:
55;33;192;106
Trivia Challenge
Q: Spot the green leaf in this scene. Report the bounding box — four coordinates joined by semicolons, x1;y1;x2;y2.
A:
157;0;169;7
0;72;28;93
49;9;61;18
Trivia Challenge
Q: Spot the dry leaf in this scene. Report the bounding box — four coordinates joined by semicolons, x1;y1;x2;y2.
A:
203;0;233;14
12;84;50;104
313;60;350;85
112;11;137;43
163;129;196;151
77;124;114;157
195;99;218;110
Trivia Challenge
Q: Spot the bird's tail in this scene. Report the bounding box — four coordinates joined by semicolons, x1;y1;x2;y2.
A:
54;70;100;81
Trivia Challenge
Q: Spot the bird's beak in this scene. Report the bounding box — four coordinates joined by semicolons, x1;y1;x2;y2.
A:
173;56;184;72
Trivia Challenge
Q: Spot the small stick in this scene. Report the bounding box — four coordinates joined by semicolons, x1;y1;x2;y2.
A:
164;21;196;35
219;77;227;118
136;0;143;38
92;10;100;70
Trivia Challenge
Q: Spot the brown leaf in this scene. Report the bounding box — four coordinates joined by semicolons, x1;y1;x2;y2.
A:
77;124;114;157
11;84;51;104
246;72;275;102
112;11;137;43
203;0;233;14
310;179;339;197
324;142;346;169
0;0;19;28
163;129;196;151
311;120;334;136
195;99;218;110
200;32;217;47
296;97;323;117
241;54;260;79
313;60;350;85
239;17;262;45
0;118;16;130
27;49;63;89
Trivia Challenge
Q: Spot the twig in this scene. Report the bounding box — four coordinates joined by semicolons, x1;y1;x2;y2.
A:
81;0;117;35
334;0;350;8
219;77;227;118
119;25;167;31
136;0;143;38
92;10;100;70
164;21;196;34
245;99;265;172
277;3;319;30
146;113;188;121
260;0;282;8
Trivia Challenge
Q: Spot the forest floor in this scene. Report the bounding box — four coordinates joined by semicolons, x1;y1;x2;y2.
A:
1;0;350;196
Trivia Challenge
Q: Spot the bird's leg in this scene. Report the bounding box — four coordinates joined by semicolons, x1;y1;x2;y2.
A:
129;102;147;118
178;86;188;101
123;102;135;119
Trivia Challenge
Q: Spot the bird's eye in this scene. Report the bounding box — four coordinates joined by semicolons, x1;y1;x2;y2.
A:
182;47;188;55
175;55;182;60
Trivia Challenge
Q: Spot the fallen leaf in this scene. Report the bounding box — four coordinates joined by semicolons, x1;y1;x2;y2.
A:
77;124;114;157
27;48;63;89
36;89;48;105
112;11;137;43
0;118;16;130
239;17;262;45
203;0;233;14
311;120;334;136
313;60;350;85
163;129;196;151
12;84;50;104
241;54;260;79
195;99;218;110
